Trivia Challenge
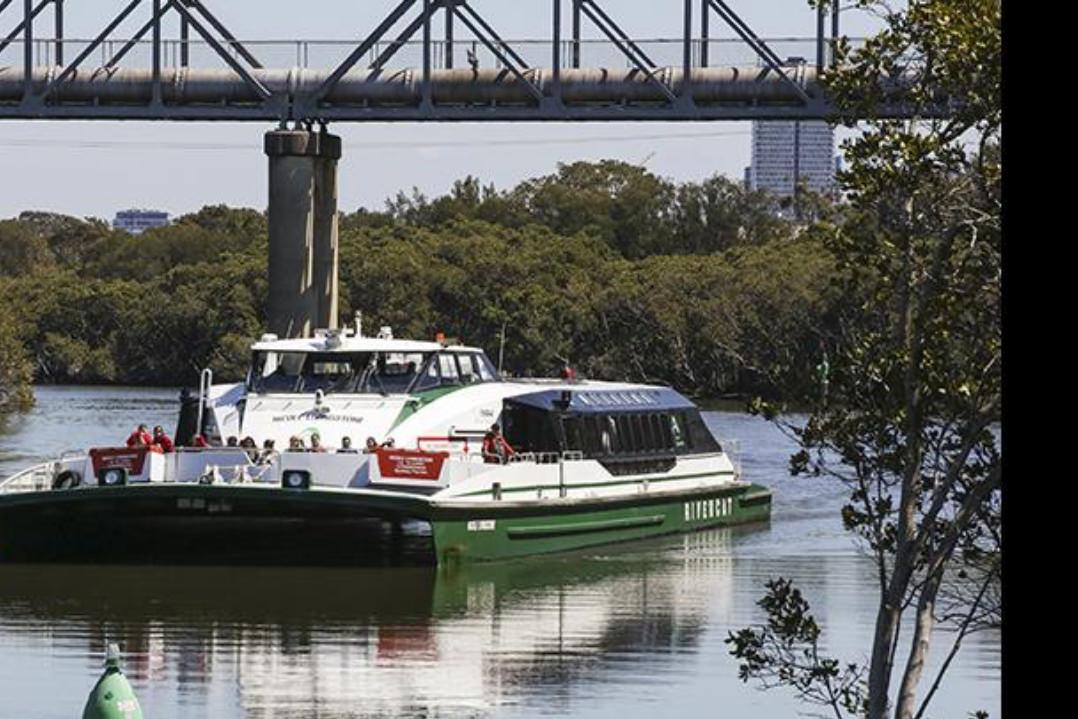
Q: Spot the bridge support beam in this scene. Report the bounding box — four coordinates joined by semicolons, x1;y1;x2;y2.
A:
264;128;341;338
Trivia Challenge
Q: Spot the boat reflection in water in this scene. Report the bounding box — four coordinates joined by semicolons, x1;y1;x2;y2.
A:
0;526;757;718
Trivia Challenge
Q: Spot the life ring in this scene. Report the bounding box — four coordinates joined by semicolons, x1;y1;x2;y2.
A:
52;470;81;490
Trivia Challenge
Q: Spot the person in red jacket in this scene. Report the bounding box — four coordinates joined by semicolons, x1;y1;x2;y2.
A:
481;423;516;464
152;426;175;453
126;424;152;448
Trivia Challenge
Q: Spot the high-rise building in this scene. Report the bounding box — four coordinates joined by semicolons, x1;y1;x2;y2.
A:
748;120;836;201
113;208;170;234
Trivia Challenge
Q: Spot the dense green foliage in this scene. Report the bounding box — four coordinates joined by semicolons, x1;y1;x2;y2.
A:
729;2;1001;719
0;163;836;400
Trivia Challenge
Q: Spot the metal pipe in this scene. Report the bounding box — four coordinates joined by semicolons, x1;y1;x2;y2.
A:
2;65;822;106
449;2;542;101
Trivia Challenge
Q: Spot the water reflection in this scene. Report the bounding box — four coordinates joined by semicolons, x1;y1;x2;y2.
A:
0;528;759;718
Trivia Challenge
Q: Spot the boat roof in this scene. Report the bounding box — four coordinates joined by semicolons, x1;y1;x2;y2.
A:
505;386;697;414
250;334;485;354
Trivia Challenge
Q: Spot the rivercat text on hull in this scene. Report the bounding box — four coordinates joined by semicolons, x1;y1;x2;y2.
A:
0;325;771;563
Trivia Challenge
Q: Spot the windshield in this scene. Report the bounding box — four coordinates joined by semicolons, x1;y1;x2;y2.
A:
248;351;423;394
248;350;499;394
247;350;499;394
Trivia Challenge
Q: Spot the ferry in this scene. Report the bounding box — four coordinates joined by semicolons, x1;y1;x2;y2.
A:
0;321;771;564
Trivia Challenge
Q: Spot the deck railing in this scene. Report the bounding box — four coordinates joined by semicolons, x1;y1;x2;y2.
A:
0;462;55;494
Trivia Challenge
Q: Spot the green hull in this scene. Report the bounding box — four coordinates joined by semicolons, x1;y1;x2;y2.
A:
0;482;770;565
429;482;771;563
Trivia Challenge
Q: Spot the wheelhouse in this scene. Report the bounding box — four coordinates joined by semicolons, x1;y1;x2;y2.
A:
246;335;500;396
248;347;500;395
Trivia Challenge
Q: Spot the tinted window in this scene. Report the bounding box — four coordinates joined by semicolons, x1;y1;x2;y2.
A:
658;414;674;449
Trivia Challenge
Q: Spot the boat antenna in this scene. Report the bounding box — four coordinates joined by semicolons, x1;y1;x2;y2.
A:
355;311;363;338
498;320;507;375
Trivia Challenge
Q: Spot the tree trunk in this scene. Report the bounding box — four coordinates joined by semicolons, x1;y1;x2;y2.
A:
866;597;902;719
895;573;942;719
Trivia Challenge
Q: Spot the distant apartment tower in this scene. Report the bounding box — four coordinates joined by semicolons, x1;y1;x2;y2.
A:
748;120;836;200
113;208;170;234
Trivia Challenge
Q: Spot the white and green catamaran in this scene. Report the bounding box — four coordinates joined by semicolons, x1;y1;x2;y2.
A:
0;324;771;563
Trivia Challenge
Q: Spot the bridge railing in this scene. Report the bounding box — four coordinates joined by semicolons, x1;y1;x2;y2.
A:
1;36;863;73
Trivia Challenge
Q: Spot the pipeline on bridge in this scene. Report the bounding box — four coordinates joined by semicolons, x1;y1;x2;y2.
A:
0;64;829;121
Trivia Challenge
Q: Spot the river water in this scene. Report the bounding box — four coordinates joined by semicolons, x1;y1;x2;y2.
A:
0;386;1000;718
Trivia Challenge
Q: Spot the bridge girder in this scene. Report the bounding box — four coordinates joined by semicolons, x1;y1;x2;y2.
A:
0;0;914;122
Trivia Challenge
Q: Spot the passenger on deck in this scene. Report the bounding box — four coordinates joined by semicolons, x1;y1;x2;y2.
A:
151;426;174;453
338;436;359;454
190;433;209;448
364;437;379;454
240;436;259;462
288;436;305;451
482;423;516;464
257;439;278;465
309;433;327;453
126;424;152;448
226;436;239;448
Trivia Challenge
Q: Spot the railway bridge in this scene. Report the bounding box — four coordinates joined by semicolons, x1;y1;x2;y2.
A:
0;0;912;336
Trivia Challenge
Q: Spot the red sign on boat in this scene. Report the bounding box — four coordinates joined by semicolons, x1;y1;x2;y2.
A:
90;447;149;476
376;449;448;481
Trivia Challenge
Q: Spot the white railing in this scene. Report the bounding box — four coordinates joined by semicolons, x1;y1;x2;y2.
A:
0;462;55;494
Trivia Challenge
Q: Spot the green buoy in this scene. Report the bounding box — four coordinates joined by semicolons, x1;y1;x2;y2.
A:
82;643;144;719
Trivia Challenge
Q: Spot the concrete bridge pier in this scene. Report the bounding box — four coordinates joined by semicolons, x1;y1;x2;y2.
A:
264;128;341;339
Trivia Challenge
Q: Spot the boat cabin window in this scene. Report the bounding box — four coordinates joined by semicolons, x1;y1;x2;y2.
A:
373;353;425;394
249;350;427;394
555;409;718;458
411;352;500;392
251;351;308;392
502;390;720;466
439;354;459;383
248;349;502;394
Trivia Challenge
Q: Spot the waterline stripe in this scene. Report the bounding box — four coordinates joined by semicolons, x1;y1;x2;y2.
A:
452;470;735;498
507;514;666;539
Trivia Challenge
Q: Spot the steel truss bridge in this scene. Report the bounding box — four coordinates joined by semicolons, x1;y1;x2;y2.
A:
0;0;868;122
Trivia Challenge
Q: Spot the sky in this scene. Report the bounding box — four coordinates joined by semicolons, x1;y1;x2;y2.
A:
0;1;887;220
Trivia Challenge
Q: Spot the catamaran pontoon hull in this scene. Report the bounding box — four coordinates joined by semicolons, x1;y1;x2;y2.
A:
0;481;770;564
